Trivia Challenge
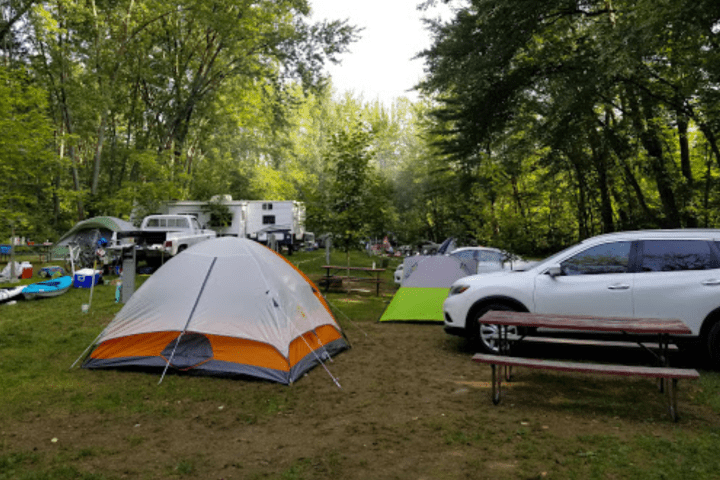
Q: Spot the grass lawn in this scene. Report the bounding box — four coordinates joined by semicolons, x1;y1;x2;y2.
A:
1;249;719;479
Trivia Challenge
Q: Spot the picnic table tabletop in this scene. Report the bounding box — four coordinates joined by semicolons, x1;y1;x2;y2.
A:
479;311;693;335
321;265;386;272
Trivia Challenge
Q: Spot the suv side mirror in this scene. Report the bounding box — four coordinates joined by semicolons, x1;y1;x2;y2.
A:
546;264;562;277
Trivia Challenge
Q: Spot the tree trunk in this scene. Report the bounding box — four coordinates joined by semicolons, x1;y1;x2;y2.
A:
569;159;589;240
628;88;681;227
588;126;614;233
91;110;108;196
676;111;697;227
60;92;85;220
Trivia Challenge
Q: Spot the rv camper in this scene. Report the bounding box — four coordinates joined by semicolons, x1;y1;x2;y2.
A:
245;200;306;254
160;196;248;237
159;196;307;253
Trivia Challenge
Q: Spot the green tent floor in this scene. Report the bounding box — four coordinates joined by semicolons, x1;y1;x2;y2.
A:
379;287;450;323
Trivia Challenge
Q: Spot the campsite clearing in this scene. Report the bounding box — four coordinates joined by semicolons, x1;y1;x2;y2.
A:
1;250;720;479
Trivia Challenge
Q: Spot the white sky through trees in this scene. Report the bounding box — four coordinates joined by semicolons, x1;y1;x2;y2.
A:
309;0;451;106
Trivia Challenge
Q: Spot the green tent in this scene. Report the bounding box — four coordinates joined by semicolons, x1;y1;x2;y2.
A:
379;256;477;323
51;216;136;259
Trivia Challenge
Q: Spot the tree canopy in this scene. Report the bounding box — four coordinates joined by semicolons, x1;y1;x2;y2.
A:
3;1;720;258
419;0;720;253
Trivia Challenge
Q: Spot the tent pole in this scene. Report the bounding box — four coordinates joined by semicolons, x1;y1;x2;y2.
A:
87;256;98;311
68;244;76;276
70;331;104;369
280;305;342;389
159;257;217;385
242;241;341;386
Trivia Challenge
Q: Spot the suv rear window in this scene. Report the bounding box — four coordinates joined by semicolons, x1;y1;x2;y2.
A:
640;240;717;272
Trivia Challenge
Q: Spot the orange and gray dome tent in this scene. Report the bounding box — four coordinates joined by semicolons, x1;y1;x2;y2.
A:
79;237;348;384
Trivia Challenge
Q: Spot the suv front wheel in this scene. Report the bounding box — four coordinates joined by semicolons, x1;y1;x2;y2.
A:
706;320;720;369
469;303;520;354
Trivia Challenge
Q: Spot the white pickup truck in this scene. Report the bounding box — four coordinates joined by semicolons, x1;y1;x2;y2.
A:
139;214;216;258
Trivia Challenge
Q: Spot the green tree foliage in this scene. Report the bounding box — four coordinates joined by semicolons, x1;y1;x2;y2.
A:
0;66;57;240
10;0;356;235
322;120;375;262
7;0;720;258
419;0;720;253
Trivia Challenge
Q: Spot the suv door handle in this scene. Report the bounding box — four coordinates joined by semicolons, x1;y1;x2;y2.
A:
702;279;720;286
607;284;630;290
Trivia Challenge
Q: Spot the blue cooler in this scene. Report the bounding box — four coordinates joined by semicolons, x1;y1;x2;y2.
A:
73;268;102;288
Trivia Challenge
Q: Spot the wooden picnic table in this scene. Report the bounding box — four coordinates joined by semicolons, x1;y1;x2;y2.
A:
320;265;386;296
473;311;698;421
1;243;53;262
482;311;691;366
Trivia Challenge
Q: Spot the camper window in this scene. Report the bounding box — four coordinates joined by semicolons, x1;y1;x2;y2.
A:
263;215;275;225
262;203;273;210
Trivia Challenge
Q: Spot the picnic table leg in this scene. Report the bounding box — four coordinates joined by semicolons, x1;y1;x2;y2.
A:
657;334;670;393
500;326;513;381
666;377;679;422
491;364;502;405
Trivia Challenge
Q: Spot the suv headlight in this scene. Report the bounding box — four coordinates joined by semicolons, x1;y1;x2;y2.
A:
448;284;470;296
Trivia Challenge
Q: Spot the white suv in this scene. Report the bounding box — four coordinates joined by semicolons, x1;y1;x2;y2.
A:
443;229;720;367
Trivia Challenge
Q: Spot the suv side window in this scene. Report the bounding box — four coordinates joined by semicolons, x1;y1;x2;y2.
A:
477;251;504;263
452;250;475;261
640;240;717;272
561;241;632;275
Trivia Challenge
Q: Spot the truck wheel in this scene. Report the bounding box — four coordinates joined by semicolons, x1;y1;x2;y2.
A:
177;245;187;254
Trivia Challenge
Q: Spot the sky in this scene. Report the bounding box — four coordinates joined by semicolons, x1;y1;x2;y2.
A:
309;0;452;107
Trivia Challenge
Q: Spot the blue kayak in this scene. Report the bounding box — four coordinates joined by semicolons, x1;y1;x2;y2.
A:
22;276;73;299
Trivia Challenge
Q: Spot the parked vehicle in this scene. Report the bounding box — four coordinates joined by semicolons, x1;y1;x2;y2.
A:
418;240;441;255
443;229;720;367
394;264;404;284
393;246;530;286
161;195;248;238
449;246;535;273
245;201;306;254
139;214;216;259
159;196;307;254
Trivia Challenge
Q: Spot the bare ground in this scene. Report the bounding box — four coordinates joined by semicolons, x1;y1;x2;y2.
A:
2;291;719;480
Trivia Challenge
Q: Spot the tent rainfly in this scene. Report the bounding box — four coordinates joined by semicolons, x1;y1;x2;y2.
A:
80;237;348;384
379;255;477;323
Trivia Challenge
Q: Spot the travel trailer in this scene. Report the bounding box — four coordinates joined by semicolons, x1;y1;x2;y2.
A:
160;196;248;237
244;200;306;254
159;196;307;253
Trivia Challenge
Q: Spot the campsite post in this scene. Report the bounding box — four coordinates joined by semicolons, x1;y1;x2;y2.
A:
9;223;18;283
121;243;136;303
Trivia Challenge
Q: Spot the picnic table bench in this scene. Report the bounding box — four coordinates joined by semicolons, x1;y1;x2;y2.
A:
320;265;386;296
473;311;700;421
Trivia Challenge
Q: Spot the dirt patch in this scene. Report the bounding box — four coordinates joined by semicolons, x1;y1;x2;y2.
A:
2;310;718;479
